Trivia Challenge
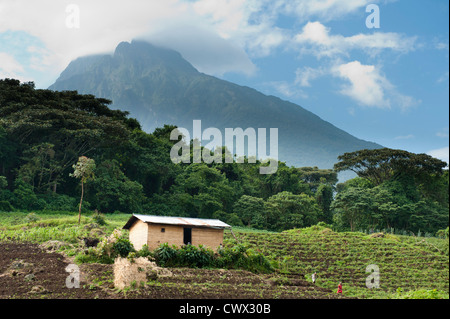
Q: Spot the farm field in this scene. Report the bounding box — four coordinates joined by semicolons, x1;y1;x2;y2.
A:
0;211;448;299
229;226;449;299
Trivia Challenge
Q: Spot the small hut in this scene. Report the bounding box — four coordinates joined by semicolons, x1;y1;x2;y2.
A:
123;214;231;250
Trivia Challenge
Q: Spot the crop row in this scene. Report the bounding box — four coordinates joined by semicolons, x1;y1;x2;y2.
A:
225;228;449;298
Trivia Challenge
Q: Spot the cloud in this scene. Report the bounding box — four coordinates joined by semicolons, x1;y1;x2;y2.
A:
437;71;449;83
0;52;24;78
0;0;264;84
333;61;389;107
294;21;417;58
266;81;308;99
436;128;449;139
281;0;373;22
142;26;257;76
332;61;417;109
192;0;289;57
394;134;415;140
427;146;449;165
295;66;326;87
435;41;449;51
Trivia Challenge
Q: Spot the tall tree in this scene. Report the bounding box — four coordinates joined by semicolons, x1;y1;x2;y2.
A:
334;148;447;186
315;184;334;223
70;156;95;224
331;187;373;231
233;195;265;226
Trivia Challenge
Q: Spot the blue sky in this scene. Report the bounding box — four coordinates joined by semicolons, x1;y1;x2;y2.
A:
0;0;448;164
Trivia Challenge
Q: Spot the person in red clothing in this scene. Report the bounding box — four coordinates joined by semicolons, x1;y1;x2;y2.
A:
337;282;343;294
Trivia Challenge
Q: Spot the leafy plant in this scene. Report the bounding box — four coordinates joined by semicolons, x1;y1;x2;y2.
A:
92;211;107;226
153;242;273;273
24;212;40;223
93;229;135;262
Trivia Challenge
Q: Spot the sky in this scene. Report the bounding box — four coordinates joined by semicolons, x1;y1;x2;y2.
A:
0;0;448;164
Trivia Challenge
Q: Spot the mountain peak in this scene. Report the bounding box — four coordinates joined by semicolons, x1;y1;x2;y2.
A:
113;40;198;74
49;40;382;169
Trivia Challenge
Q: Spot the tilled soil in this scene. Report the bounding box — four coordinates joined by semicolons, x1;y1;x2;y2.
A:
0;242;347;299
0;242;109;299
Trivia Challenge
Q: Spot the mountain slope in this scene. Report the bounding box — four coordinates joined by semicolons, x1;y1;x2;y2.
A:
49;40;382;168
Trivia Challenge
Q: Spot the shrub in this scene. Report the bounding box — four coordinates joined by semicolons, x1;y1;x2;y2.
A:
113;236;135;258
152;242;273;273
244;248;274;274
216;244;274;273
436;227;449;239
0;200;14;212
0;176;7;189
24;212;40;223
154;243;180;267
93;229;136;263
91;211;107;226
38;193;79;212
135;244;153;259
178;244;215;268
12;180;46;211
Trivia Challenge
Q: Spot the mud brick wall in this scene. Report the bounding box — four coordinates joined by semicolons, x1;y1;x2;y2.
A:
129;219;148;251
192;227;224;249
147;224;184;249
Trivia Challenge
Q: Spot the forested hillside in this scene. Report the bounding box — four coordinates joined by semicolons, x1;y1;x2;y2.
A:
1;79;448;234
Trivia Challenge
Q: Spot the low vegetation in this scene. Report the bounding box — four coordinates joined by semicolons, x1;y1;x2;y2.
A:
0;211;447;299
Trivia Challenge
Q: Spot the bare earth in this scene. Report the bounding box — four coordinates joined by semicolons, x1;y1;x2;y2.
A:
0;242;347;299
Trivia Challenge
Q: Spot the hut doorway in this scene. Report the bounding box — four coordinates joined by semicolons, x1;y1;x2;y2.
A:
183;227;192;245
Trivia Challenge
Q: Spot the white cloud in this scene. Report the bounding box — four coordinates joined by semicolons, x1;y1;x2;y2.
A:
427;146;449;165
436;128;449;139
0;52;24;77
142;26;257;76
437;71;449;83
394;134;414;140
0;1;189;72
333;61;389;107
294;21;417;58
436;41;449;51
266;81;308;99
192;0;289;58
332;61;417;109
0;0;263;83
295;66;326;87
282;0;373;22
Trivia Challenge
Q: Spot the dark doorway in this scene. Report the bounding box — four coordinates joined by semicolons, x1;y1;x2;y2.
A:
183;227;192;245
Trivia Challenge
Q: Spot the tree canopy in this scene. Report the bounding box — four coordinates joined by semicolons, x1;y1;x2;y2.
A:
334;148;447;186
333;149;449;233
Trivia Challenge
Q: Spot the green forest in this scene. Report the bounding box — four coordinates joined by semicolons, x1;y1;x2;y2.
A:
0;79;448;235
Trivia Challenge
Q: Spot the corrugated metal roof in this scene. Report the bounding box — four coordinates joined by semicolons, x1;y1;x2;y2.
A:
124;214;231;229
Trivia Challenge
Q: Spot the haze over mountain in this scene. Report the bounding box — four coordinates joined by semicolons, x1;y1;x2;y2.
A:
49;40;382;169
